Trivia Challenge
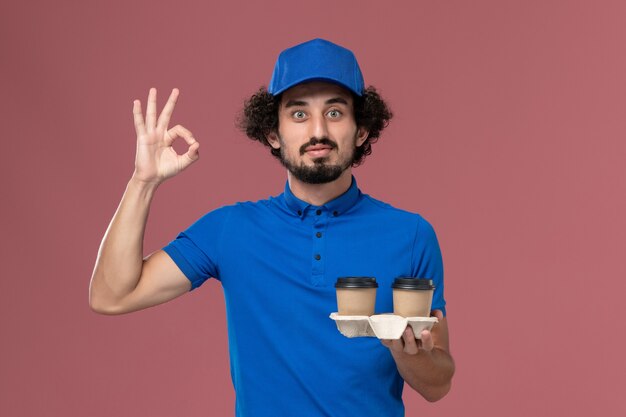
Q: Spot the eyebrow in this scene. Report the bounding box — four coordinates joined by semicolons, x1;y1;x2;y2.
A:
283;97;350;108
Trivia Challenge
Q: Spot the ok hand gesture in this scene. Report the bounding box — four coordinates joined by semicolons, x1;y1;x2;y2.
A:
132;88;200;185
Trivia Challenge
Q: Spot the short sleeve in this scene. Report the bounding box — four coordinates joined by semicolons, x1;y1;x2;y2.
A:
411;216;447;316
162;206;231;291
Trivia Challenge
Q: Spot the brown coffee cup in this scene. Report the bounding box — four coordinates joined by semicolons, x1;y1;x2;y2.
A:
392;278;435;317
335;277;378;316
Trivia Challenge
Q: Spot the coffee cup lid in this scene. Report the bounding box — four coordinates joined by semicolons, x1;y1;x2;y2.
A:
391;278;435;290
335;277;378;289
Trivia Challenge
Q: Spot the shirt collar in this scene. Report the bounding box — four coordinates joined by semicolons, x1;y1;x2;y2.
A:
283;175;362;219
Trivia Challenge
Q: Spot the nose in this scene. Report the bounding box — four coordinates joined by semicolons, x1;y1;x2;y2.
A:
309;112;329;140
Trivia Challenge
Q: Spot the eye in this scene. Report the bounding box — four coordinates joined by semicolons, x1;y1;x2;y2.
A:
292;110;306;119
327;109;342;118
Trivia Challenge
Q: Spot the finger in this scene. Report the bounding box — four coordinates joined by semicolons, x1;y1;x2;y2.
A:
145;88;157;132
164;125;200;168
132;99;146;137
420;330;434;351
156;88;180;131
381;339;393;349
402;327;419;355
386;337;405;354
182;140;200;163
164;124;195;147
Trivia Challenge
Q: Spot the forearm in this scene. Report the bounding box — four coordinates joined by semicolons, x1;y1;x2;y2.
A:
391;347;455;402
89;177;159;311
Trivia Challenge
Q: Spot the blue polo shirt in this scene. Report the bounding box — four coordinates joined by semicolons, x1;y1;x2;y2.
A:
162;176;446;417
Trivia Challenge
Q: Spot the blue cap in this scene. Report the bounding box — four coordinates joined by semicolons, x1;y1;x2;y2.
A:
268;38;365;96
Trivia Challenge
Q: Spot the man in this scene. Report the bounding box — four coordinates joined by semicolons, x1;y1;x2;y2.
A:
90;38;455;417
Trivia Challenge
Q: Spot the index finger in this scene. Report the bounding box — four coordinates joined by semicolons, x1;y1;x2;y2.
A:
156;88;180;131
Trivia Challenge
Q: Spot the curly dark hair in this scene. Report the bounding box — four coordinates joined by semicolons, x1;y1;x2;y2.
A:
236;85;393;167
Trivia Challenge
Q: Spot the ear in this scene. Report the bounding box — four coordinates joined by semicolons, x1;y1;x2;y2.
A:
356;127;369;147
267;131;281;149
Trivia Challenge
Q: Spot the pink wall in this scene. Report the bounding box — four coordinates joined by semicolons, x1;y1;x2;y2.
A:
2;1;625;415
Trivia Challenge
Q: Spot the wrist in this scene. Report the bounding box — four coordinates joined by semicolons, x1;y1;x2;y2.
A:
128;175;161;194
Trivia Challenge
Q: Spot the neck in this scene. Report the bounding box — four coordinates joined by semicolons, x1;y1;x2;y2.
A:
287;169;353;206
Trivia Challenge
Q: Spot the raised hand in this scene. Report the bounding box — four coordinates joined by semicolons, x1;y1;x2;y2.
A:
131;88;200;185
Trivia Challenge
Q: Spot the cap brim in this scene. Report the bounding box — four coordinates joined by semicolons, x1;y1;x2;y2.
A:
271;76;363;96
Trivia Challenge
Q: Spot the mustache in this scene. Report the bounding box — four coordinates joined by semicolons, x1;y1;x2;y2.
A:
299;138;338;155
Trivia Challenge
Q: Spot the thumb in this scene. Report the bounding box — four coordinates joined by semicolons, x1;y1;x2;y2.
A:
181;141;200;167
431;309;444;320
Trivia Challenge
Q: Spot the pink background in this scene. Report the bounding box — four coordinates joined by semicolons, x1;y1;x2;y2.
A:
2;1;625;415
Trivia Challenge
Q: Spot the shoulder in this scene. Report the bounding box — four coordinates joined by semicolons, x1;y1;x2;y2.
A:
194;197;273;223
360;194;431;224
233;196;274;212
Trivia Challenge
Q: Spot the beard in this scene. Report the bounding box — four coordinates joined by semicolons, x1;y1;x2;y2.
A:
277;136;357;184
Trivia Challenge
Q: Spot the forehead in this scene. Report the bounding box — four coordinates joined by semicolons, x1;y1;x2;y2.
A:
280;81;353;106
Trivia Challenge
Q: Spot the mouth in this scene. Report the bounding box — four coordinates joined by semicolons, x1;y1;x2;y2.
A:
304;145;334;158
